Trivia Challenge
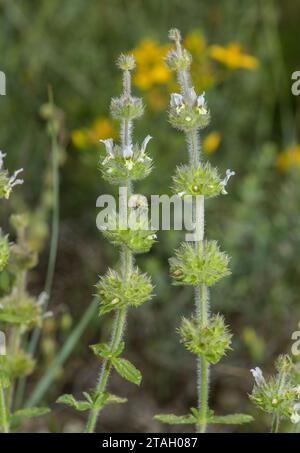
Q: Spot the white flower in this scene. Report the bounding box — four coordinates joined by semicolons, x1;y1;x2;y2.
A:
170;93;184;108
250;367;266;386
5;168;24;198
220;169;235;194
188;86;197;104
148;233;157;240
0;151;6;170
177;191;186;198
128;194;148;209
291;412;300;424
123;144;133;159
141;135;152;155
290;404;300;424
196;91;208;115
100;138;114;157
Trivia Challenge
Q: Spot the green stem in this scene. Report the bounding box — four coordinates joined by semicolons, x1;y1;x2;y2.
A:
85;246;132;433
0;386;9;433
85;306;127;433
15;88;61;410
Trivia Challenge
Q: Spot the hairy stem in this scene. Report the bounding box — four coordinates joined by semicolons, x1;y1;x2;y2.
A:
0;386;9;433
86;105;133;432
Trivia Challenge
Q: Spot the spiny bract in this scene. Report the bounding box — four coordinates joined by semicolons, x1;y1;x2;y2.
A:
169;241;230;286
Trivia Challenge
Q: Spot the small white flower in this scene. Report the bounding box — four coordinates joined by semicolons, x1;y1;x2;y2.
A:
123;144;133;159
291;405;300;424
100;139;114;157
5;168;24;198
141;135;152;155
250;367;266;386
170;93;184;108
188;86;197;104
148;234;157;240
0;151;6;170
196;92;208;115
125;160;133;170
185;116;192;122
177;191;186;198
291;412;300;424
128;194;148;209
220;169;235;195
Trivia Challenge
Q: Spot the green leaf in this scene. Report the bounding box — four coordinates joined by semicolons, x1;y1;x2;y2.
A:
112;358;142;385
90;341;124;360
11;406;50;422
105;393;127;405
208;413;254;425
56;394;91;411
154;413;196;425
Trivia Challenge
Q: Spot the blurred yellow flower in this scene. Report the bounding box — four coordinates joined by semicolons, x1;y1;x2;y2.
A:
72;117;116;150
71;129;88;149
184;30;206;55
132;39;171;90
277;144;300;171
146;88;168;112
209;42;259;70
203;131;221;153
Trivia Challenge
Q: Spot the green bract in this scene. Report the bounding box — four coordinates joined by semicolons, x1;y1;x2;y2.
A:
250;376;296;418
2;351;35;379
97;268;153;315
0;169;10;199
178;314;232;364
0;294;42;328
9;243;38;272
169;103;210;132
0;233;10;271
169;241;230;286
110;95;144;120
165;48;192;71
172;163;223;198
101;214;156;254
100;144;152;185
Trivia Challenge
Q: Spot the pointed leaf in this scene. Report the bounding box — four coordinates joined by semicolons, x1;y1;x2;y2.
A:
208;413;253;425
112;358;142;385
105;393;127;405
154;413;196;425
11;406;50;422
56;394;91;411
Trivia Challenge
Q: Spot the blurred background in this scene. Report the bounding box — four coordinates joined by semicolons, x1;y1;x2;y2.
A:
0;0;300;433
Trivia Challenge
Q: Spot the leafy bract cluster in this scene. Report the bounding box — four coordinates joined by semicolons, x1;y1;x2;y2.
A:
249;355;300;425
169;241;230;287
96;268;153;315
172;163;224;198
178;314;232;364
100;138;153;185
100;210;156;254
0;151;23;200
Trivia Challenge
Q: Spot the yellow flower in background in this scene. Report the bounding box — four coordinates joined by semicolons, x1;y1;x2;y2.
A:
72;117;116;150
203;131;221;154
71;129;88;150
209;42;259;70
132;39;171;90
184;30;206;55
87;117;117;142
147;88;168;112
277;144;300;171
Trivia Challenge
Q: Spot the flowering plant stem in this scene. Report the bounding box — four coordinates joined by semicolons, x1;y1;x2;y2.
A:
155;29;252;432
